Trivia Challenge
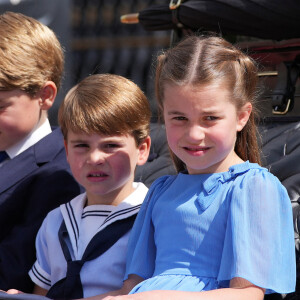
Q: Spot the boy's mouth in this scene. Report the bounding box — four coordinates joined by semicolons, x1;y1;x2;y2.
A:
87;172;108;178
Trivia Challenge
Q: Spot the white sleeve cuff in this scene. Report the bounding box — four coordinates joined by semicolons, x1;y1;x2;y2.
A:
29;260;51;290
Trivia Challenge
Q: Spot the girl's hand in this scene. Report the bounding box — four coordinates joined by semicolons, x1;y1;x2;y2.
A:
103;296;135;300
103;291;155;300
103;291;160;300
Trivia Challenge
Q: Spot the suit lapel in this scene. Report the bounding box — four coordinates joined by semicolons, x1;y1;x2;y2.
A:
0;147;38;194
0;127;65;194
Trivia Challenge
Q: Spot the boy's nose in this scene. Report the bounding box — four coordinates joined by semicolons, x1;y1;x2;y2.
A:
86;150;105;164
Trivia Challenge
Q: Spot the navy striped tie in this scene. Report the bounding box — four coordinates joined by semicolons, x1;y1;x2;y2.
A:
46;214;137;299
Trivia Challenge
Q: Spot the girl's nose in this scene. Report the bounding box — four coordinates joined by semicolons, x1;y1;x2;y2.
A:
86;150;105;165
186;124;205;142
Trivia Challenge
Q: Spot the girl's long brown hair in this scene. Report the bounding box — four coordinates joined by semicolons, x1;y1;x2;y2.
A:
155;35;261;172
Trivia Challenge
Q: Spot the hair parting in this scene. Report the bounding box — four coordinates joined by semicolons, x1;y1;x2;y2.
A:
155;34;261;172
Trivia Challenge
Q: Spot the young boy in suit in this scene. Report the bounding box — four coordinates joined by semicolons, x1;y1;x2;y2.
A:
25;74;151;299
0;12;82;293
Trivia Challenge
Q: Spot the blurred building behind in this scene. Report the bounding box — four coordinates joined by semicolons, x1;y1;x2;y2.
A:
71;0;170;121
0;0;170;123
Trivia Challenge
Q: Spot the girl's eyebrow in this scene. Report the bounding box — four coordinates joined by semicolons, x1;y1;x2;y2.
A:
201;109;220;114
167;109;221;115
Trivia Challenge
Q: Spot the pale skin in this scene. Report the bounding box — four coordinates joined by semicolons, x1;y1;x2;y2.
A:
64;132;150;207
163;84;250;175
0;81;57;151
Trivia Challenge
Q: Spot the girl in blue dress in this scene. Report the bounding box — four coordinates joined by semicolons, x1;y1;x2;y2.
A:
96;35;296;300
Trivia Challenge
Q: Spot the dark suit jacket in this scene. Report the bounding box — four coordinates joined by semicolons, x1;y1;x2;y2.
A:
0;127;82;293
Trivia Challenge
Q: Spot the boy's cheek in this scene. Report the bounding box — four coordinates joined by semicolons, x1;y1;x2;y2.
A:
0;122;29;149
69;163;83;183
68;155;86;171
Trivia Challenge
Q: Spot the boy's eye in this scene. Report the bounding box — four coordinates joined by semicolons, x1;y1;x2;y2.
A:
0;103;9;110
74;143;88;148
105;143;120;149
205;116;218;121
173;116;187;121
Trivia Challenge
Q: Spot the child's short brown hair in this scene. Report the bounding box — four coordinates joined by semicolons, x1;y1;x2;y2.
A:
59;74;151;146
0;12;64;96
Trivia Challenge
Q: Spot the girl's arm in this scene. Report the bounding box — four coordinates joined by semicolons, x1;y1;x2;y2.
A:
101;277;265;300
80;274;144;300
32;284;48;296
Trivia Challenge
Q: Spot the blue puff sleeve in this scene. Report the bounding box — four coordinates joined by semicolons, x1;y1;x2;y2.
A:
218;168;296;294
124;175;176;280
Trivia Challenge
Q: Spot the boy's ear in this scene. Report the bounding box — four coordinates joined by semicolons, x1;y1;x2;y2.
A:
38;81;57;110
137;136;151;166
64;140;69;156
236;102;252;132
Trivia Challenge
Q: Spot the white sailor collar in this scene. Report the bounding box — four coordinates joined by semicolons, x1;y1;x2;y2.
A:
59;182;148;259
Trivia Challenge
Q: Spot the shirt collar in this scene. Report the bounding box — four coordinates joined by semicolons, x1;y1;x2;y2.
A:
6;119;52;159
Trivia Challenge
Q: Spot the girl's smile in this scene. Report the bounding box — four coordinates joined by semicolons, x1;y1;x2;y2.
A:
163;83;251;174
183;145;210;156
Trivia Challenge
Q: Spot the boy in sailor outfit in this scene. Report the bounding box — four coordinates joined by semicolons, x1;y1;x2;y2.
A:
25;74;151;299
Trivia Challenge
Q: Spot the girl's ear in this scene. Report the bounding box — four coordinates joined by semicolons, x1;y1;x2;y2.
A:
38;81;57;110
137;136;151;166
236;102;252;132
